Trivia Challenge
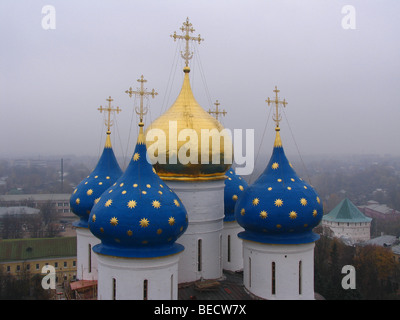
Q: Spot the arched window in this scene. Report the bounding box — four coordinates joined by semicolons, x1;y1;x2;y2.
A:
227;235;231;262
143;279;148;300
299;260;302;295
271;262;276;295
197;239;202;272
88;244;92;273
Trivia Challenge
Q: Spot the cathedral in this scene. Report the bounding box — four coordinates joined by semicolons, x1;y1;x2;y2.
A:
70;18;323;300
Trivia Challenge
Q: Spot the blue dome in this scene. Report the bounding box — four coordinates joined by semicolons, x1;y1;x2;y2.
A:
70;133;122;228
224;168;248;222
89;125;188;258
234;128;323;244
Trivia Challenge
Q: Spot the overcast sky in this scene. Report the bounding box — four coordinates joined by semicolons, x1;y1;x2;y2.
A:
1;0;399;163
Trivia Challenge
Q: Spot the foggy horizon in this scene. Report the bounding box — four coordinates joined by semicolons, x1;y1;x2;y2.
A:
1;1;399;160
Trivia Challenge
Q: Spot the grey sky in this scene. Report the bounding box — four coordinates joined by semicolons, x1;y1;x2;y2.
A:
1;0;399;162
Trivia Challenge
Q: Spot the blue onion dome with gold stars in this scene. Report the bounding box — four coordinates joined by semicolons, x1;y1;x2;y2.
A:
70;131;122;229
224;167;248;222
88;122;188;258
234;127;323;244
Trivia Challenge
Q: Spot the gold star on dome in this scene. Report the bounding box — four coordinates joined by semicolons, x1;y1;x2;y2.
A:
127;200;137;209
105;199;112;207
272;162;279;170
133;152;140;161
268;187;272;191
276;224;282;229
140;218;149;228
313;209;318;217
73;189;77;194
152;200;161;208
240;208;246;216
94;197;100;204
76;198;80;205
300;198;308;206
274;199;283;207
260;211;268;219
252;198;260;206
120;183;124;187
289;211;297;219
232;195;238;201
92;214;96;222
174;199;180;207
316;196;321;204
127;230;133;236
168;217;176;226
157;229;162;235
239;185;244;191
110;217;118;226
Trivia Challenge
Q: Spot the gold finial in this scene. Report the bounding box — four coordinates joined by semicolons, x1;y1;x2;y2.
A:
171;17;204;68
208;100;227;121
266;86;288;129
98;96;122;133
125;75;158;125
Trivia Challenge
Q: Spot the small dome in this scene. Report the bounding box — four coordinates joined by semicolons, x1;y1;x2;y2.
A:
89;124;188;258
235;128;323;244
70;132;122;228
145;67;232;181
224;168;248;222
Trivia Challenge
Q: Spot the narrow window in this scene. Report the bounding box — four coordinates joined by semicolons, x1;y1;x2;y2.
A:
88;244;92;273
112;278;116;300
227;235;231;262
143;279;148;300
299;260;302;295
171;274;174;299
248;257;252;288
197;239;202;272
272;262;276;295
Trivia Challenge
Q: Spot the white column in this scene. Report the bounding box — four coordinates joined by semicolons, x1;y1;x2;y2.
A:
165;179;225;283
242;240;316;300
96;252;181;300
222;221;243;272
75;227;100;281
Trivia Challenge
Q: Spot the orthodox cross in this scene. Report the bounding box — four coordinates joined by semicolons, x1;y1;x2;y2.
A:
125;75;158;123
266;86;288;128
98;96;121;132
170;17;204;67
208;100;227;121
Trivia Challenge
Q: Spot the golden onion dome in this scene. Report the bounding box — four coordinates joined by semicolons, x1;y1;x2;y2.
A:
145;67;232;181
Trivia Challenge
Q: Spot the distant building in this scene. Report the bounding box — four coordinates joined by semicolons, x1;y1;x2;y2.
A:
362;235;400;263
322;198;372;243
358;200;400;220
0;194;73;218
0;237;77;285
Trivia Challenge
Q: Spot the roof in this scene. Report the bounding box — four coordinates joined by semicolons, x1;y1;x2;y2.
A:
235;128;323;245
323;198;372;223
0;194;71;202
0;206;40;217
0;237;77;262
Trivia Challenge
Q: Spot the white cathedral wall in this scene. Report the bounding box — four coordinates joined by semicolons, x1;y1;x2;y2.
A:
242;240;315;300
222;221;243;271
96;252;181;300
166;179;225;283
75;227;100;281
322;220;371;242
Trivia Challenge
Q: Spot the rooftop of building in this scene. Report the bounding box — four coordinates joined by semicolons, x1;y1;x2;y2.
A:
0;236;77;262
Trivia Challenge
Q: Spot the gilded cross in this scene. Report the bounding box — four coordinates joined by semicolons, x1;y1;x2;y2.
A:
125;75;158;123
208;100;227;121
171;17;204;67
98;96;121;132
266;86;288;128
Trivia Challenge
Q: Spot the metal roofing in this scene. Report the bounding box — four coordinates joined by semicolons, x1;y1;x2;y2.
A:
0;237;77;262
323;198;372;223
